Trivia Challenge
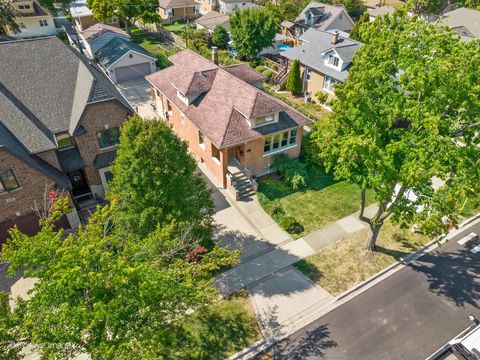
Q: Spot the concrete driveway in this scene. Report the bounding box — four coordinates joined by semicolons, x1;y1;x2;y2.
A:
116;78;157;118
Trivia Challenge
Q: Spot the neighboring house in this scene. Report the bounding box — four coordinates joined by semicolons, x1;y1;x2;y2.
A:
196;11;230;31
158;0;201;24
218;0;257;14
367;5;396;21
440;7;480;41
79;23;130;59
146;50;311;198
291;1;354;38
0;37;133;243
199;0;217;14
69;0;119;31
94;37;157;83
1;0;57;39
281;28;361;101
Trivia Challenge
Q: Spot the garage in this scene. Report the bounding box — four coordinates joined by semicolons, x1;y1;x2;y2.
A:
94;37;156;84
114;62;152;82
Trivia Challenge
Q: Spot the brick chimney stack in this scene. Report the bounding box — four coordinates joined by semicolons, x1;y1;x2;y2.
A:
212;46;219;65
331;31;339;45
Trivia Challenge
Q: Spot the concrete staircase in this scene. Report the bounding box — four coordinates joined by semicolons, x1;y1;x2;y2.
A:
228;159;255;199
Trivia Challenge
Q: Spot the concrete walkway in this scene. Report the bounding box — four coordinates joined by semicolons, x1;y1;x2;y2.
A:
215;204;378;296
116;78;158;119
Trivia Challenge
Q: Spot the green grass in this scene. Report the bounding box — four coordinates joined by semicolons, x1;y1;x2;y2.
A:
294;221;432;296
164;21;196;36
460;196;480;219
130;27;181;69
178;290;261;358
257;168;375;238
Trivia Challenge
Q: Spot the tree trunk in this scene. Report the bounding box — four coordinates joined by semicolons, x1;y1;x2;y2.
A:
125;20;131;35
365;225;381;251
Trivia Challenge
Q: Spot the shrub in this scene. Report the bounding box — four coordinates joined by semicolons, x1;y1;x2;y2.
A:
255;65;267;72
249;58;265;68
274;154;309;190
285;59;302;95
280;216;304;234
218;50;237;65
262;69;273;79
315;91;328;104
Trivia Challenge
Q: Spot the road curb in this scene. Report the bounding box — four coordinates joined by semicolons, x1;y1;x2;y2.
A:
228;212;480;360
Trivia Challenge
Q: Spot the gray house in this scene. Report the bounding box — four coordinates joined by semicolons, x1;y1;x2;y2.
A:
281;28;361;102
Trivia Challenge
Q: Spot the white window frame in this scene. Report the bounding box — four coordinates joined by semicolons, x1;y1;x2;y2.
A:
263;129;298;156
322;76;338;94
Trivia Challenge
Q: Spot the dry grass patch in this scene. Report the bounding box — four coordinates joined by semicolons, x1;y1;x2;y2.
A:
294;221;432;296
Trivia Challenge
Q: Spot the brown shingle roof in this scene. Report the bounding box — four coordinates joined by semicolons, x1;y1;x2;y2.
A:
146;50;311;149
223;64;266;84
82;23;128;43
159;0;199;9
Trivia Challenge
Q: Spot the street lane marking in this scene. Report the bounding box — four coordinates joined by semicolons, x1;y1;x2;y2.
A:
471;245;480;254
458;232;478;245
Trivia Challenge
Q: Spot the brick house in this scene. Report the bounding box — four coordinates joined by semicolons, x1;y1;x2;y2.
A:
146;50;312;198
0;37;133;242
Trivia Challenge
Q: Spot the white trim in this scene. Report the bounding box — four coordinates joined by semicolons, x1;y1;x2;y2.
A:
107;50;156;70
262;143;298;157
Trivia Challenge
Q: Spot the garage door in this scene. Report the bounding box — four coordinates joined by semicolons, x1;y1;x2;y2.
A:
115;62;151;82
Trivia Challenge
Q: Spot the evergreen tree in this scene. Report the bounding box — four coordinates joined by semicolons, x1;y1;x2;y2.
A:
212;25;230;48
285;59;303;95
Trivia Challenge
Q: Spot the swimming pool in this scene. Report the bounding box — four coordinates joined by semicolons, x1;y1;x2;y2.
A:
277;44;293;51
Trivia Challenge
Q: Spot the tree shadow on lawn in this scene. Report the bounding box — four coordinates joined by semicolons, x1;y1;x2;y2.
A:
409;245;480;309
262;324;337;359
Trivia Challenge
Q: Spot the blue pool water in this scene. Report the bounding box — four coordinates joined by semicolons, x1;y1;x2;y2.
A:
278;44;293;51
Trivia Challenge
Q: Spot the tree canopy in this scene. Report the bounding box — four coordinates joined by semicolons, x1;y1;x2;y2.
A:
108;115;215;240
285;59;303;95
309;14;480;250
229;7;277;59
212;25;230;49
87;0;159;33
0;0;19;35
349;11;369;41
0;116;239;358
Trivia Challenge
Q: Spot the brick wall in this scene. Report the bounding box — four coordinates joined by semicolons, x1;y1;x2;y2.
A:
74;99;130;195
0;148;72;222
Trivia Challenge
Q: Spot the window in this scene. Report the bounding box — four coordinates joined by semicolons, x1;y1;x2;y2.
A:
104;170;113;183
304;67;312;82
198;131;205;149
18;4;31;9
39;19;48;26
211;144;220;165
263;129;298;154
255;113;275;127
0;170;20;193
180;112;185;125
98;127;120;149
328;55;339;67
176;90;189;105
56;133;74;150
323;76;338;93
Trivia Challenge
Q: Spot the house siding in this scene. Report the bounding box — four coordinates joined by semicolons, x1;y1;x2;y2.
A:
199;0;217;14
74;99;131;199
35;149;62;171
160;6;197;23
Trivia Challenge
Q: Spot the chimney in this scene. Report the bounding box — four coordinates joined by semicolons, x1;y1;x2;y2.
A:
212;46;219;65
331;31;339;45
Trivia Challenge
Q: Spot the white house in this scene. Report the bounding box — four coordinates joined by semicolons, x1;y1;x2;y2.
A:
218;0;257;14
3;0;57;39
79;23;130;59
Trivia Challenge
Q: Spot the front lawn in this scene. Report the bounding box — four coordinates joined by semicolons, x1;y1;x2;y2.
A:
130;27;181;68
257;167;375;238
294;221;432;296
179;290;261;358
460;195;480;219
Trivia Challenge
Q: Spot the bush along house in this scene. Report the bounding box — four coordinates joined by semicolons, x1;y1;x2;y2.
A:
146;48;312;200
0;37;133;243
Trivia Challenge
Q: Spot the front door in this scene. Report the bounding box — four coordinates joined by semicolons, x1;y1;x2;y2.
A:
68;169;90;198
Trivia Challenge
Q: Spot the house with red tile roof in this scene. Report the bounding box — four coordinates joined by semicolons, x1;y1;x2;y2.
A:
146;49;312;198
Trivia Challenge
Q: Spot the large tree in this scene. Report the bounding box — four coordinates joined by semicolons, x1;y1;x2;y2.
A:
349;11;369;41
309;13;480;251
0;0;19;35
108;115;215;241
212;25;230;49
87;0;159;34
229;7;277;59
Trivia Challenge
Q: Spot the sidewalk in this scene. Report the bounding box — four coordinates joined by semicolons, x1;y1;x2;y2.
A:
215;204;378;296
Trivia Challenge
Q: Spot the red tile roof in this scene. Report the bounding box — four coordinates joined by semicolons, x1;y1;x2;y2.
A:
146;50;312;149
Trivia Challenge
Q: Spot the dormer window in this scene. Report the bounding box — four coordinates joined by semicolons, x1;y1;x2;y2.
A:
18;4;31;9
328;55;339;67
255;113;275;126
56;133;74;150
176;90;189;105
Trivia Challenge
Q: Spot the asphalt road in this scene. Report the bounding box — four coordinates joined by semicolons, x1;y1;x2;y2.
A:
269;222;480;360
